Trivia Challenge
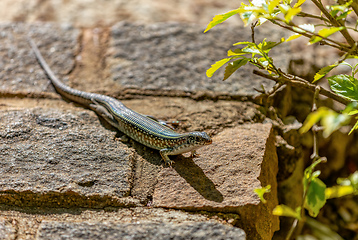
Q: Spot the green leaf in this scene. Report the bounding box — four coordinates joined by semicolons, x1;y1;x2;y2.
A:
330;9;340;17
268;0;281;13
349;119;358;134
346;55;358;60
239;11;256;27
302;159;327;217
242;45;261;55
326;171;358;198
285;33;301;42
303;159;324;190
313;64;338;83
309;27;345;44
261;39;283;52
351;172;358;186
204;9;240;33
331;5;348;12
236;2;268;27
342;101;358;114
278;3;290;14
336;10;352;20
309;35;323;44
233;41;255;46
273;205;301;219
330;0;353;12
305;176;326;217
299;107;328;134
300;107;350;137
337;171;358;189
325;185;354;199
223;58;249;81
312;170;321;178
321;112;350;138
284;7;301;23
351;171;358;186
294;0;306;8
254;185;271;203
318;27;344;38
206;58;232;78
328;74;358;101
227;49;245;56
347;109;358;115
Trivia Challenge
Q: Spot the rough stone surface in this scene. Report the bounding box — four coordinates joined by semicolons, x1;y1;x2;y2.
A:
0;108;135;208
36;221;245;240
109;22;290;96
0;219;16;240
153;123;279;240
0;23;78;93
0;0;240;28
0;207;240;240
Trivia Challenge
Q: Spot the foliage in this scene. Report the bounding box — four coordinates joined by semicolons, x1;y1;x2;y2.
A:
273;158;326;219
206;0;358;238
254;185;271;203
299;106;350;137
326;171;358;198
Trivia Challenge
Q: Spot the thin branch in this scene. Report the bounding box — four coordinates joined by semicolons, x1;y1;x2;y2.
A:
351;1;358;16
267;82;285;97
346;26;358;33
286;219;299;240
297;12;330;23
253;70;351;105
311;0;355;46
311;86;321;160
271;20;345;50
251;21;258;44
338;41;358;61
270;19;351;52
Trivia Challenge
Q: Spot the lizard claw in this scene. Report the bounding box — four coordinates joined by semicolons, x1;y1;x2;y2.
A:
165;159;174;166
191;150;200;158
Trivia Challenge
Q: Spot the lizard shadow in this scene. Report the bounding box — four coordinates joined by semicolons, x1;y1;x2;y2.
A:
171;155;224;203
121;135;223;203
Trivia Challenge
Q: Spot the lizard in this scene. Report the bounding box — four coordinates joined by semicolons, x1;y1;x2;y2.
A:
28;38;212;165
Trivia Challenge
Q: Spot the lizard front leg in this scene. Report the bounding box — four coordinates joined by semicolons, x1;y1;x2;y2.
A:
160;148;174;165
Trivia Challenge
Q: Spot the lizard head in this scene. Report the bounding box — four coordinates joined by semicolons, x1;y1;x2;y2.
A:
186;131;212;147
167;131;212;157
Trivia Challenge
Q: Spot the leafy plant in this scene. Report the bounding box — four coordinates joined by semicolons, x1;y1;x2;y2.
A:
207;0;358;239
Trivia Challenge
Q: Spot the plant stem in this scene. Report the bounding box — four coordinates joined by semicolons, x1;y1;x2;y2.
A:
311;0;355;46
270;19;351;52
286;87;325;240
351;1;358;16
311;86;321;160
251;21;258;44
297;12;330;23
253;70;351;105
286;219;299;240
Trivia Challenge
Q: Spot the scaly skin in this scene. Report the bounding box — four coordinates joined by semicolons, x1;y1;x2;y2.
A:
28;38;212;164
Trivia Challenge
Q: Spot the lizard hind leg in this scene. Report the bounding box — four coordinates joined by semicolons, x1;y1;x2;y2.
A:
89;98;119;128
